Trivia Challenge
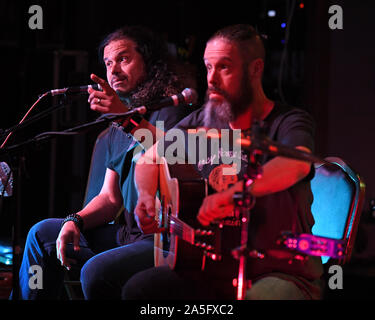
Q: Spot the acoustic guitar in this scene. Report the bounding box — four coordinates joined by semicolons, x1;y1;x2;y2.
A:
154;157;241;271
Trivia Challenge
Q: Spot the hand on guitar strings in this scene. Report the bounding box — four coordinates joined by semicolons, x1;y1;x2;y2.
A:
135;194;165;234
197;187;235;226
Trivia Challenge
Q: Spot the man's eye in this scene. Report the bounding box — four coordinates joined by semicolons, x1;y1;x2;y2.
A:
121;56;129;62
105;61;112;68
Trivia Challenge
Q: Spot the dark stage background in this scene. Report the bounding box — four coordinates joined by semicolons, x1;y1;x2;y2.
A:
0;0;375;299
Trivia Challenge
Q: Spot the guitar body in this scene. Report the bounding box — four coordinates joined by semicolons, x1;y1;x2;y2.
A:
155;157;208;269
154;158;242;299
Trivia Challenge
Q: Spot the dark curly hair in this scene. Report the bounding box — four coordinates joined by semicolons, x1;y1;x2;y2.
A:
98;25;183;107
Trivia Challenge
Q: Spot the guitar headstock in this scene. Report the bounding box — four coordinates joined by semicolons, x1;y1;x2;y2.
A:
194;228;216;252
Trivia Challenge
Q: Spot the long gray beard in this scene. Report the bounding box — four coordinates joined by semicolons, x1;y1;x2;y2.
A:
203;99;234;128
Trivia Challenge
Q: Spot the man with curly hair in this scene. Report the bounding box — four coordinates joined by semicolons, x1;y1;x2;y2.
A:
13;25;192;300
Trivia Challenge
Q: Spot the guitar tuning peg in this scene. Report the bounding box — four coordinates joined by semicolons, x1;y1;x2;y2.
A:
205;251;221;261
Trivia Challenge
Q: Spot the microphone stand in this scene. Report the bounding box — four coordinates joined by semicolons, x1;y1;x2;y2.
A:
231;121;265;300
0;108;141;299
9;156;24;300
231;121;331;300
0;94;83;141
2;109;142;154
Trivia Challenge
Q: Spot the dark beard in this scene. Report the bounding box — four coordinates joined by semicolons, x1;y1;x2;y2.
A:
203;70;253;127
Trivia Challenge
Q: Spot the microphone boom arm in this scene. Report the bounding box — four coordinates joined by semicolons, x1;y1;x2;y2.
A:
0;109;143;158
1;94;82;139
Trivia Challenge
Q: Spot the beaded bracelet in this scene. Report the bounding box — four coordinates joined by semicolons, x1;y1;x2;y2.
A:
61;213;84;232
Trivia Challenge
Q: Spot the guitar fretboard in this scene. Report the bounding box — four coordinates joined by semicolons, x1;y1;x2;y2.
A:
169;215;195;245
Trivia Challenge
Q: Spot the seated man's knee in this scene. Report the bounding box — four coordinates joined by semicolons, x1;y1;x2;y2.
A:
121;271;145;300
80;255;108;298
246;276;308;300
26;218;62;249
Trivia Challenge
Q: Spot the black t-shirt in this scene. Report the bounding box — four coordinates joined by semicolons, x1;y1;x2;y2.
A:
159;102;324;298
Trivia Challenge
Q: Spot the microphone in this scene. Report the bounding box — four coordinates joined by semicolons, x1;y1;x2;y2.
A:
0;162;13;197
145;88;198;111
48;84;102;96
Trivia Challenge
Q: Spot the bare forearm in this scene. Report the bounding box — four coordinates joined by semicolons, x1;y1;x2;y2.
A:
75;193;122;230
221;147;312;201
135;161;159;198
135;143;160;197
74;168;123;230
249;157;310;197
249;147;312;197
197;150;312;225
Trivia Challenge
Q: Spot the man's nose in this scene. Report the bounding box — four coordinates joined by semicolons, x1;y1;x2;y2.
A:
110;61;121;75
207;68;219;87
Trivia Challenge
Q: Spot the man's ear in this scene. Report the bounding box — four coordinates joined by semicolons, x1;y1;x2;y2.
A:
249;58;264;79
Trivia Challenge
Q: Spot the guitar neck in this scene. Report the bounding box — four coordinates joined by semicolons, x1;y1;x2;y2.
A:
169;215;196;245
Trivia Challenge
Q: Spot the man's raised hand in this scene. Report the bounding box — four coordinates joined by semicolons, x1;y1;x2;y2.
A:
88;73;129;114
